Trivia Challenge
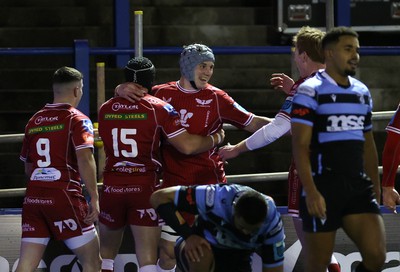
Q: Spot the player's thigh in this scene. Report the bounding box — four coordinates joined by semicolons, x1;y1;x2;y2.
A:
69;233;101;265
98;222;125;256
342;213;386;256
16;241;47;271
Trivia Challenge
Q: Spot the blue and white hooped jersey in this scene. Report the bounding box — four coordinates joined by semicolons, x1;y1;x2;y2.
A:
176;184;284;250
291;70;373;175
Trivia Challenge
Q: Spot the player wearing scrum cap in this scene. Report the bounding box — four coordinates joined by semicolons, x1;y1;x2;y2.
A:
98;56;225;272
115;44;272;272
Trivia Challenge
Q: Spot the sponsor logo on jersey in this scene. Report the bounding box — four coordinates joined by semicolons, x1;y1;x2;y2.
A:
326;115;365;131
145;97;160;104
359;94;365;104
100;211;115;222
113;161;146;174
111;102;139;111
195;98;213;107
34;116;59;125
30;167;61;181
22;223;35;232
137;208;157;220
292;108;310;117
24;197;54;205
162;96;172;103
104;113;147;120
28;124;65;134
103;184;143;194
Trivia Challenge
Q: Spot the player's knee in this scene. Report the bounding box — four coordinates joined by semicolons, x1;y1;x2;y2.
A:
363;247;386;270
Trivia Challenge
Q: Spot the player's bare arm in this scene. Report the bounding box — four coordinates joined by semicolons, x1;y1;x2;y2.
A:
363;131;381;203
169;129;225;155
76;148;100;224
244;115;272;133
292;122;326;219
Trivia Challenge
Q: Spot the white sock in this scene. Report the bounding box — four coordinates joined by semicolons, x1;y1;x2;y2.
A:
101;259;114;270
156;259;176;272
139;264;157;272
330;254;339;264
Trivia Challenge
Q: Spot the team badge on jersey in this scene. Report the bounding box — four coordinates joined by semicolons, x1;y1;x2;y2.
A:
163;104;179;116
233;102;249;113
82;119;94;134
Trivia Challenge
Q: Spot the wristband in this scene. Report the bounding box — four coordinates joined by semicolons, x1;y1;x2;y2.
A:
209;135;215;147
216;133;222;145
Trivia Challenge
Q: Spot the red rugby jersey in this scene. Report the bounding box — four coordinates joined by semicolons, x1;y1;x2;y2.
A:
20;103;94;190
152;81;254;187
98;95;186;185
382;104;400;187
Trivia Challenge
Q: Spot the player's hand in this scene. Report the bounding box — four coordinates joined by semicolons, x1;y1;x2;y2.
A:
305;189;326;219
382;186;400;213
84;199;100;225
218;143;239;161
115;82;147;102
270;73;295;95
184;235;211;263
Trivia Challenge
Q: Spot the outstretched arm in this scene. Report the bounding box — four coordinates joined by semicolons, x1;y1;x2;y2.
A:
219;114;290;161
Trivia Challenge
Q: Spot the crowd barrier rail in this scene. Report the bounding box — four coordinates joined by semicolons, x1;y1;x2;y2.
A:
1;45;400;200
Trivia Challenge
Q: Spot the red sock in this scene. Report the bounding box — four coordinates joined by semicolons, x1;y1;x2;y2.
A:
328;263;341;272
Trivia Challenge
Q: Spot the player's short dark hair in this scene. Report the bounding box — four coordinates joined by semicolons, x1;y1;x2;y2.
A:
53;66;83;84
322;26;359;50
125;56;156;91
235;190;267;225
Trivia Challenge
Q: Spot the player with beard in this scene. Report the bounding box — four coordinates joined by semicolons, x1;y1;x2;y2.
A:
218;26;340;272
291;27;386;272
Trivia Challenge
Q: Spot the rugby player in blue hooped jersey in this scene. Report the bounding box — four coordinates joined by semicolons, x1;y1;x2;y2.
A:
150;184;285;272
291;26;386;272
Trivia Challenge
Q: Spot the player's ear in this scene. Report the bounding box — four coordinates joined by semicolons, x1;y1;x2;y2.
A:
73;86;80;97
